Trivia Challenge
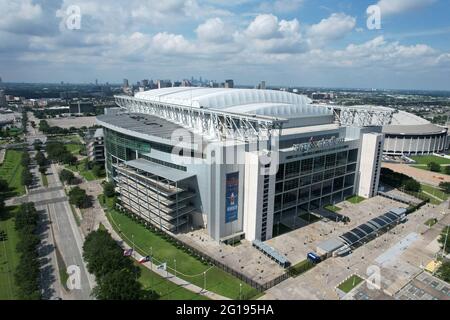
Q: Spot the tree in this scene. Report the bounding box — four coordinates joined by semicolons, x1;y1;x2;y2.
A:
35;151;47;167
39;166;47;174
93;269;143;300
439;182;450;194
445;166;450;175
59;169;75;184
83;230;148;300
92;164;102;177
21;152;30;167
436;261;450;283
68;186;91;208
0;178;8;193
21;169;33;187
103;182;116;198
428;162;441;173
404;179;421;193
438;226;450;254
15;203;39;231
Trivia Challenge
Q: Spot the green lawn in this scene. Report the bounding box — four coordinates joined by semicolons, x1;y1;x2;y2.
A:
105;206;259;300
338;275;364;293
324;204;342;213
424;218;438;227
411;155;450;165
66;144;82;155
0;207;20;300
345;195;365;204
136;262;209;300
288;259;315;278
66;158;102;181
420;184;449;204
411;164;450;175
0;150;25;197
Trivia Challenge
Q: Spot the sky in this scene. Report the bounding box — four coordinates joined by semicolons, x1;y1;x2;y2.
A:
1;0;450;90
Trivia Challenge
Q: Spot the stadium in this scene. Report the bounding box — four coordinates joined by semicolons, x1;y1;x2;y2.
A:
382;110;448;156
97;88;393;243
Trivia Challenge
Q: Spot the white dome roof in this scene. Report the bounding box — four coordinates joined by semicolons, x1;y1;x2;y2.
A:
134;87;331;118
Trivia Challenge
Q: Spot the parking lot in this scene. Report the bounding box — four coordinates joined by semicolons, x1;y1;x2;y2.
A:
267;196;410;266
47;116;97;129
261;195;450;300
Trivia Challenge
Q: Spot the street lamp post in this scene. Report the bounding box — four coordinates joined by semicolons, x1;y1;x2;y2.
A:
150;247;153;288
174;259;177;278
203;272;207;293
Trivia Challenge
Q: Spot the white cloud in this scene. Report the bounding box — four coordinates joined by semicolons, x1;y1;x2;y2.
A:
376;0;436;16
245;14;281;39
196;18;232;43
307;13;356;46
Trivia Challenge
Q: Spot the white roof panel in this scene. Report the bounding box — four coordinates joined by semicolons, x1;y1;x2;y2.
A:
134;87;332;119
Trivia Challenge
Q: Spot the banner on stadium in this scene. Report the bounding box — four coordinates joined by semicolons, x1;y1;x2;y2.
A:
225;172;239;223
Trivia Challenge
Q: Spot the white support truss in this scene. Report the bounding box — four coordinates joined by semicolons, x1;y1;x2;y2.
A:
317;105;395;127
115;95;286;142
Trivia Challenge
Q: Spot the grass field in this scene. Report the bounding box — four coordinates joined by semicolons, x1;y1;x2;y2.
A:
67;158;101;181
66;144;82;155
324;204;341;213
411;155;450;165
345;195;365;204
425;218;438;227
105;204;259;299
136;262;209;300
0;207;20;300
0;150;25;197
338;275;364;293
411;164;450;175
289;259;315;278
420;184;449;204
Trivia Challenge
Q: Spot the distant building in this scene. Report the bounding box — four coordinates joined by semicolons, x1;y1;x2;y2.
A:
256;81;266;90
225;80;234;88
181;79;192;87
87;128;105;164
60;91;80;99
382;111;448;156
69;101;95;114
0;90;7;108
311;92;333;100
157;80;172;89
123;79;129;88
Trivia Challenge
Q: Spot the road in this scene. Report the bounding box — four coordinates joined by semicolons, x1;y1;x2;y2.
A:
8;113;95;299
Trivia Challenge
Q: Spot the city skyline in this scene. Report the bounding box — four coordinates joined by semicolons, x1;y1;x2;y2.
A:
0;0;450;90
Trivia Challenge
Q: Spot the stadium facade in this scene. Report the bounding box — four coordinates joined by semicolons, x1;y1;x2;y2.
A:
382;111;448;156
97;88;390;243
